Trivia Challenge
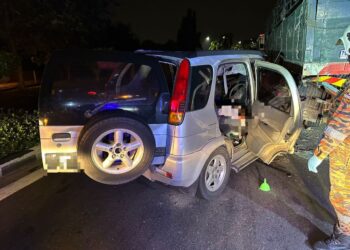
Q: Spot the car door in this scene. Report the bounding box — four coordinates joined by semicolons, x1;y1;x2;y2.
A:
246;60;302;164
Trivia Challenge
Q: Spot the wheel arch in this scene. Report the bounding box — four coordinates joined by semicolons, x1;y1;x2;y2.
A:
186;139;229;187
190;142;229;186
196;145;231;200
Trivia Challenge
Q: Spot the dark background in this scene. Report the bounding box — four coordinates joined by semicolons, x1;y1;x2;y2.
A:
114;0;277;44
0;0;277;57
0;0;277;109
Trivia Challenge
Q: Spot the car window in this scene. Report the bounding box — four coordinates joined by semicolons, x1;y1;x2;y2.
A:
51;61;120;92
257;68;292;113
160;62;177;92
115;63;159;101
215;63;249;107
50;60;160;103
188;65;213;111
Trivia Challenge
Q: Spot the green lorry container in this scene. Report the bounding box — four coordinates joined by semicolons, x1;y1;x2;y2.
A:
265;0;350;79
264;0;350;124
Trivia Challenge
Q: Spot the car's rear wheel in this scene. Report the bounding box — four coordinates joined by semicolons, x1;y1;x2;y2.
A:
197;147;231;200
78;117;155;185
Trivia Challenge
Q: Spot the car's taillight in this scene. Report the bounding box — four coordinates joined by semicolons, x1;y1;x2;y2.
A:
169;58;190;125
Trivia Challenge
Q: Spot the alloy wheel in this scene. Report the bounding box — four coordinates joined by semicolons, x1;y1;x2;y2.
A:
91;128;144;174
205;155;227;192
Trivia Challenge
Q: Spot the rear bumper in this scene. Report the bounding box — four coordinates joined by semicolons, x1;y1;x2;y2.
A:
39;126;83;173
39;124;168;173
143;152;205;187
144;136;225;187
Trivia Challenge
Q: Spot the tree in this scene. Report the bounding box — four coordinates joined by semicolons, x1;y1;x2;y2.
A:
209;40;223;50
92;22;140;51
0;0;121;88
0;51;19;81
177;9;201;50
209;36;258;51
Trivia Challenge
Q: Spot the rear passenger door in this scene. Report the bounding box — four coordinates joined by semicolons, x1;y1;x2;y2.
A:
246;60;302;164
168;63;216;156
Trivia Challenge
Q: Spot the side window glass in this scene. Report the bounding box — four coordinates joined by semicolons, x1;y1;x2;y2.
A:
257;68;292;113
51;61;126;94
160;62;177;92
188;66;213;111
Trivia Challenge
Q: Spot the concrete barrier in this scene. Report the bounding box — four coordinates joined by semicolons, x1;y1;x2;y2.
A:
0;145;41;177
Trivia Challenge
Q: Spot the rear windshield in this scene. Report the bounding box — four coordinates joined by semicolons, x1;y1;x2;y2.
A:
46;60;159;101
39;51;164;125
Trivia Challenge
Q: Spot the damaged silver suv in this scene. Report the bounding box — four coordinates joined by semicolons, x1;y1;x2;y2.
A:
39;50;302;199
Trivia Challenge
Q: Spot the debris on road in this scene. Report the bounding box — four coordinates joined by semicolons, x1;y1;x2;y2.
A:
259;178;271;192
295;125;326;159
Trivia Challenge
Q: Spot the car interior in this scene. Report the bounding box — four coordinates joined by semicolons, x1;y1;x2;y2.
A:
214;62;295;164
215;63;250;147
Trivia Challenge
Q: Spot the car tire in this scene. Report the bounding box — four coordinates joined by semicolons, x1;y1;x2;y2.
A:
78;116;155;185
196;147;231;200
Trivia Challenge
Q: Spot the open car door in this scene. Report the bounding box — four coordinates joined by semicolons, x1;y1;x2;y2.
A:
246;60;302;164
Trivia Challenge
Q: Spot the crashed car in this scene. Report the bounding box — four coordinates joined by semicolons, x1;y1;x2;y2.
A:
39;50;302;199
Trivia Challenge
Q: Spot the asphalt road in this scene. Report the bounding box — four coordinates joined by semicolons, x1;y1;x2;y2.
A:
0;155;335;250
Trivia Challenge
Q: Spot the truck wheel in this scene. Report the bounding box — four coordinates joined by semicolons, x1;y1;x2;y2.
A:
197;147;231;200
78;117;155;185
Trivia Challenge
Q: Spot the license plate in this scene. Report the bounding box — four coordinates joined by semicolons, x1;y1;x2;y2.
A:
340;50;348;59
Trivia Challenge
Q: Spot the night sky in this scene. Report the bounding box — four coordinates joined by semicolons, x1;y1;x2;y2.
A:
114;0;278;43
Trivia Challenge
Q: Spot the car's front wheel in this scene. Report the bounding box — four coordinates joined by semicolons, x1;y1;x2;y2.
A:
78;117;155;185
197;147;231;200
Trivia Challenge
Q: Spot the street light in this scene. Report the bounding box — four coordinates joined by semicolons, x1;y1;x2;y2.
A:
205;36;210;42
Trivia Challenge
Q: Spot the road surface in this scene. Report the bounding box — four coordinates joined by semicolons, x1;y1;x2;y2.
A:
0;155;335;250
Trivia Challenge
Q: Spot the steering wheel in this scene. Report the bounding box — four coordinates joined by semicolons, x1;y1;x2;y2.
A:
229;83;246;99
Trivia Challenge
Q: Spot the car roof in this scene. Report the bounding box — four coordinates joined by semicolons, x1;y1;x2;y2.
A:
138;50;263;58
136;50;265;66
50;49;264;67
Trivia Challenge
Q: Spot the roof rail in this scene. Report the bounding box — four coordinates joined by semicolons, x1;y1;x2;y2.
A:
140;50;265;58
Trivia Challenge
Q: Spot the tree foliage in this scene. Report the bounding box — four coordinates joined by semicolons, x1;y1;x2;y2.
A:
0;109;39;159
0;0;139;66
0;51;19;78
209;37;258;51
0;0;138;86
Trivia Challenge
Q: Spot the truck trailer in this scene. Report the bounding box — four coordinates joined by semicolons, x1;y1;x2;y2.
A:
264;0;350;124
